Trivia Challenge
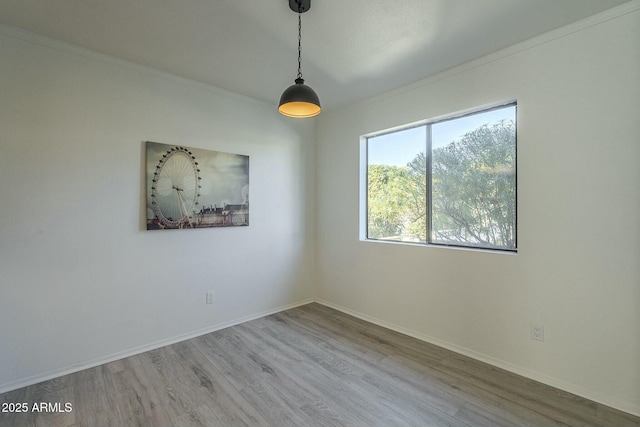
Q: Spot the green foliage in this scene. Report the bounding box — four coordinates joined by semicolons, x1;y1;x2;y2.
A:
432;120;516;249
404;152;427;241
367;164;412;239
367;119;516;249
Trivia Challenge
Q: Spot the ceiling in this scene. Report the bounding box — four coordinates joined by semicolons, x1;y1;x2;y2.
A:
0;0;631;113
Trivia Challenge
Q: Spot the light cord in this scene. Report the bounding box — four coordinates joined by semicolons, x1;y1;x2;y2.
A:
297;11;302;79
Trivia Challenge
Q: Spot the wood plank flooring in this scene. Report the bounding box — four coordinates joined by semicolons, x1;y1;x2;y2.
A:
1;303;638;426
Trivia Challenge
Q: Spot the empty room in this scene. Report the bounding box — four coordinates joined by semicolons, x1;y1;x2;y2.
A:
1;0;639;426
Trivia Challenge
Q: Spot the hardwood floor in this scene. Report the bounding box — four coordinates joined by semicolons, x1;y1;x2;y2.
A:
1;303;638;426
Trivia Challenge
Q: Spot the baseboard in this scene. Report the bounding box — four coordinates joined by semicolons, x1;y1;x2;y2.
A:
4;297;638;418
0;298;314;395
316;299;640;418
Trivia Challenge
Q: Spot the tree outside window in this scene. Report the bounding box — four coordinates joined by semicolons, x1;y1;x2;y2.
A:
366;103;517;252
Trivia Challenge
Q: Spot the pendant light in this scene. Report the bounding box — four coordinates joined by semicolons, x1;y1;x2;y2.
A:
279;0;321;118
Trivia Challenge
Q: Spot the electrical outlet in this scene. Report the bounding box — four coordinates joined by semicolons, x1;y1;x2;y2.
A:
531;323;544;342
206;291;215;305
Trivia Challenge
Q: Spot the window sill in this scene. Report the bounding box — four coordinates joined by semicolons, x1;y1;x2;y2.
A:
360;237;517;255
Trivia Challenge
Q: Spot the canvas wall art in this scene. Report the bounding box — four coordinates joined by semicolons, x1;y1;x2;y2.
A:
146;141;249;230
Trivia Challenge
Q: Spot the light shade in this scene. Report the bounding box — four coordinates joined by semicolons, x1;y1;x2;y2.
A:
278;78;321;118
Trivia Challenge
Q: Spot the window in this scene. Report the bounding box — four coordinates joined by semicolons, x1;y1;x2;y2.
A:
364;102;517;252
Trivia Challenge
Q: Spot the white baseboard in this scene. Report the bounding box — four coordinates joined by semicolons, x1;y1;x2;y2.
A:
316;299;640;418
3;297;638;418
0;298;314;395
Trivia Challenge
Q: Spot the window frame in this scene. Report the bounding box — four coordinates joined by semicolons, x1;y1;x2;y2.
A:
360;101;518;253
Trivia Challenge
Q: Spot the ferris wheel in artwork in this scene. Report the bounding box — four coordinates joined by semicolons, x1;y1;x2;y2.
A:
150;145;201;228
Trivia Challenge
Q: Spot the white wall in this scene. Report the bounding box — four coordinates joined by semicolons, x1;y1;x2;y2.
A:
1;3;639;417
0;27;316;391
316;4;640;416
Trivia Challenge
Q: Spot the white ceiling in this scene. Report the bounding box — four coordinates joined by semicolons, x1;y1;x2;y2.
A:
0;0;631;112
